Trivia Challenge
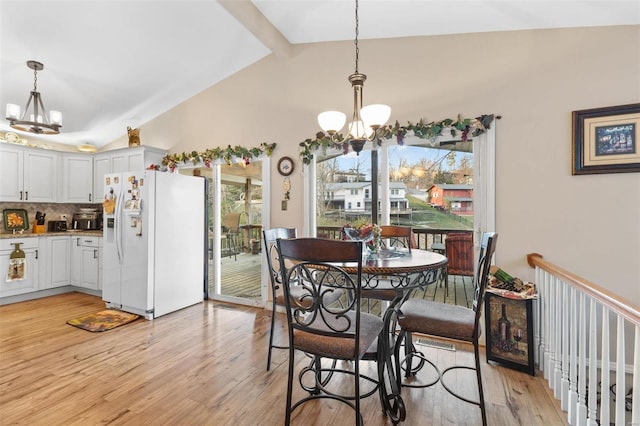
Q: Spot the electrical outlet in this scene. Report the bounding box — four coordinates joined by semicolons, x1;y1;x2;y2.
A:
61;214;68;221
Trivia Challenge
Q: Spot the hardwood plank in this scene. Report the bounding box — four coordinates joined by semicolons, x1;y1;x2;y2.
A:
0;292;567;425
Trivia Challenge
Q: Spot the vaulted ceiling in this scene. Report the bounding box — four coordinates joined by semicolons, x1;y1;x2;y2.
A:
1;0;637;150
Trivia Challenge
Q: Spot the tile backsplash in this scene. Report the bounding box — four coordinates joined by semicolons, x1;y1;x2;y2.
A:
0;202;102;234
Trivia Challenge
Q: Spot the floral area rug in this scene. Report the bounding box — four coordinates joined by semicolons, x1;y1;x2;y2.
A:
67;309;140;332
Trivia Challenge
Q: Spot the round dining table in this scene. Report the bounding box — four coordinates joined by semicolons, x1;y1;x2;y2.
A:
332;248;448;423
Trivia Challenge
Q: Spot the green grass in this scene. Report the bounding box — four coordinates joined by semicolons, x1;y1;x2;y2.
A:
317;194;473;230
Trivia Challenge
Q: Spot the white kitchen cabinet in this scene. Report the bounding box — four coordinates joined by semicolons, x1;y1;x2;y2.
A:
93;154;110;201
61;155;94;203
44;236;70;289
93;147;165;198
0;144;58;202
70;235;101;290
0;238;40;297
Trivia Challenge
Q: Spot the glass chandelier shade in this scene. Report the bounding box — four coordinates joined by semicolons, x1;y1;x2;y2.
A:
5;61;62;135
317;111;347;135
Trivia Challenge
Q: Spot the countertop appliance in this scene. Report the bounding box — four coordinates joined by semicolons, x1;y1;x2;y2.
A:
71;211;102;230
47;220;67;232
102;171;207;319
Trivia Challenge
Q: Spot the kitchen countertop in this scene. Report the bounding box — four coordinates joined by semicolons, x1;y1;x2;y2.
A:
0;230;103;239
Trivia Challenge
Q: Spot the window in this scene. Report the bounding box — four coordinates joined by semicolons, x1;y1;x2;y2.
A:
350;189;358;195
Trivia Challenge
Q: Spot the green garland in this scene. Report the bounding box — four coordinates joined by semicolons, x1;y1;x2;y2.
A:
156;142;276;172
299;114;496;164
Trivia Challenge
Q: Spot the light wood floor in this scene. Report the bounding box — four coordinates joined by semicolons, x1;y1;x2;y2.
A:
0;292;567;425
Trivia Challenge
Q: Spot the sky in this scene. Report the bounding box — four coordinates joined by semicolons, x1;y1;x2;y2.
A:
334;144;473;180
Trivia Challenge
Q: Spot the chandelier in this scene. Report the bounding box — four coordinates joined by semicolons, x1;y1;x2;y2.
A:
317;0;390;154
5;60;62;135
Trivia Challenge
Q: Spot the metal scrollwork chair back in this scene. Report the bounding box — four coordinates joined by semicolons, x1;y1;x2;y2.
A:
276;237;385;426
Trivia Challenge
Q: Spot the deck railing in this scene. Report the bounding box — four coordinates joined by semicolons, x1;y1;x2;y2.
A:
527;253;639;426
316;225;473;250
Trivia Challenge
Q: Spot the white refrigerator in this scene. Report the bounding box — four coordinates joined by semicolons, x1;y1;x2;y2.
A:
102;170;206;319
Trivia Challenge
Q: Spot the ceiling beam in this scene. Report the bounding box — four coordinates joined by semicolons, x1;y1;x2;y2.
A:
219;0;294;58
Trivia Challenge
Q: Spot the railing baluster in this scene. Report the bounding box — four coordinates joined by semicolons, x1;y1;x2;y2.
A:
553;277;563;398
600;307;610;426
549;276;558;390
538;268;546;374
577;293;588;425
587;298;598;425
568;285;578;424
561;281;570;410
615;316;625;424
544;272;553;380
534;267;542;369
632;326;639;426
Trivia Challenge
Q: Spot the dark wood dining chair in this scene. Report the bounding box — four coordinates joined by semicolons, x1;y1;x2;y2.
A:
359;225;416;311
443;232;475;300
394;232;498;426
276;237;385;426
379;225;414;253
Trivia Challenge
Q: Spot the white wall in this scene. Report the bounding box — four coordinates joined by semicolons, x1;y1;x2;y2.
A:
105;25;640;306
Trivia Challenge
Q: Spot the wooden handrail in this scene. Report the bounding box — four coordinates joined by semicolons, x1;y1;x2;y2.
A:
527;253;640;327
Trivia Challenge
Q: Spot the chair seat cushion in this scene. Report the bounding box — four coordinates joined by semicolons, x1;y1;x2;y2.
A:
293;312;384;360
398;299;478;342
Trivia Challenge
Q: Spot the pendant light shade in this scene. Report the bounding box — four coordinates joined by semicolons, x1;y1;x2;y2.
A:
360;104;391;130
317;111;347;134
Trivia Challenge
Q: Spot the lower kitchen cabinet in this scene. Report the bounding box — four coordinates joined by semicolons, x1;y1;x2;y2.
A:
45;236;71;289
0;238;40;297
70;236;101;290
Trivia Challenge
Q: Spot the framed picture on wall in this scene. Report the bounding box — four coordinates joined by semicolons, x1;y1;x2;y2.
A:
572;103;640;175
485;292;535;375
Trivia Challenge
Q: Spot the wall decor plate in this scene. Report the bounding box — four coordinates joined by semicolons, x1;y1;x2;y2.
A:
3;209;29;231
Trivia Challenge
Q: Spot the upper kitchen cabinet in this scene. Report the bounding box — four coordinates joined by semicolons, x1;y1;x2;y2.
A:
93;146;165;197
61;154;94;203
0;144;58;202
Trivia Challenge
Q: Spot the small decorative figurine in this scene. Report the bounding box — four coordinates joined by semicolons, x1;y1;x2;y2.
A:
127;126;141;147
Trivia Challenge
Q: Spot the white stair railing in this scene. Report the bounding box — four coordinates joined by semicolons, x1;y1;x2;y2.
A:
527;253;639;426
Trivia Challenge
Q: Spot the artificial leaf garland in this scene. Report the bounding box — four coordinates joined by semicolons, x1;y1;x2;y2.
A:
299;114;496;164
155;142;277;172
153;114;496;171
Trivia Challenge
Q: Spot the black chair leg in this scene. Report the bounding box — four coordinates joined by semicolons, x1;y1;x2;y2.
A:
267;305;276;371
474;342;487;426
285;347;295;425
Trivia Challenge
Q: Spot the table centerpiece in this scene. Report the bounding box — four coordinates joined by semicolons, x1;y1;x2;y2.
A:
340;222;382;255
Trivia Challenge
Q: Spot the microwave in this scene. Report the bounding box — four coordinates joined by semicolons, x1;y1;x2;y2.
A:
47;221;67;232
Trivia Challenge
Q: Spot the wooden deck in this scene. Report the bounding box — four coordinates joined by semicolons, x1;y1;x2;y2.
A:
215;250;474;312
218;252;262;300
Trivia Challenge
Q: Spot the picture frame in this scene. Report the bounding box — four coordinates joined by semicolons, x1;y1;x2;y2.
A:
485;292;535;376
572;103;640;175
